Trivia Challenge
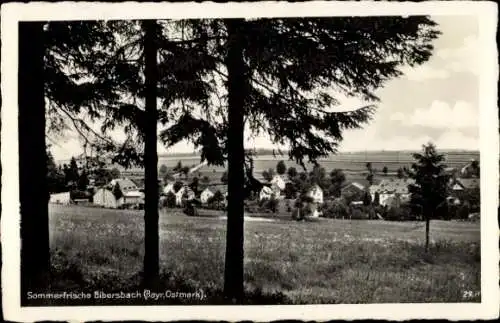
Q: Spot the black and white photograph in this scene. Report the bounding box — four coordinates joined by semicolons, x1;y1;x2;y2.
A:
1;1;498;321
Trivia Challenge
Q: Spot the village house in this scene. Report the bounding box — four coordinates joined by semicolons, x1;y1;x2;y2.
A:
93;188;121;208
175;185;196;207
306;184;324;218
163;182;176;195
449;177;480;201
369;178;415;207
49;192;71;205
259;185;275;201
270;174;286;193
109;178;138;193
200;187;215;204
340;182;365;200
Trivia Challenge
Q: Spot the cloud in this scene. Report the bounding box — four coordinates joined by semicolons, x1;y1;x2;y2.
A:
405;100;478;129
402;65;450;82
436;35;479;75
401;35;479;81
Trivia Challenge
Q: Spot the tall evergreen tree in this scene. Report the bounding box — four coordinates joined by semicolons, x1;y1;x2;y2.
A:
408;143;449;251
159;16;440;302
142;19;160;289
19;22;49;298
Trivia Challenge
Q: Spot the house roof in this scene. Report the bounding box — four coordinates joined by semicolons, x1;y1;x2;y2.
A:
210;184;229;194
370;178;415;194
124;190;144;198
110;178;138;191
341;181;365;191
456;178;480;190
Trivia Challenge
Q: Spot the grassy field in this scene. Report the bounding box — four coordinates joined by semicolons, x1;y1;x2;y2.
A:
42;204;481;305
120;150;480;179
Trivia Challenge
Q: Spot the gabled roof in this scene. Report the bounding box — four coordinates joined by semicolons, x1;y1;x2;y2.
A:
210;184;229;194
110;178;138;191
341;181;365;191
370;178;415;194
456;178;480;190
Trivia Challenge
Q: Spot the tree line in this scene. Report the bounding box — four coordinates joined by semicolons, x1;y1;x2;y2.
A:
20;17;439;303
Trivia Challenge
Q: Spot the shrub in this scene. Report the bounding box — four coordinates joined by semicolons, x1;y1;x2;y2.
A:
163;191;176;208
322;199;349;219
385;203;415;221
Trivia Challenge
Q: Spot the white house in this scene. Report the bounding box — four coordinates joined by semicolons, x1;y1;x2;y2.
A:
175;186;196;206
93;188;122;209
200;187;215;204
110;178;138;193
259;185;275;200
163;182;176;195
369;178;415;207
122;190;144;206
307;184;324;204
49;192;71;205
270;175;286;192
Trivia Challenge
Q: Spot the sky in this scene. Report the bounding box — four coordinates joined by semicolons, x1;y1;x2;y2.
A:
50;15;480;161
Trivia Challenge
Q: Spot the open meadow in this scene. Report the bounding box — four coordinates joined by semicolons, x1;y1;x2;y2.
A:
45;204;481;305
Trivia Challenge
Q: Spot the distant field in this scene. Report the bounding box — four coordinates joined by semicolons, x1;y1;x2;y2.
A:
40;204;481;305
120;150;479;178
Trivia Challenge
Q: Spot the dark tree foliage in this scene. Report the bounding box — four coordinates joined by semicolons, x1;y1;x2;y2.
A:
77;169;89;190
221;171;229;184
287;166;298;179
408;143;449;251
363;191;372;206
397;167;405;179
110;167;121;179
276;160;287;175
262;168;275;182
112;182;123;200
382;166;388;176
373;191;381;206
46;149;66;193
329;168;345;197
159;164;168;178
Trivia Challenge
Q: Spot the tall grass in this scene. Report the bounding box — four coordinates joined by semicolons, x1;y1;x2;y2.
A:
39;204;481;305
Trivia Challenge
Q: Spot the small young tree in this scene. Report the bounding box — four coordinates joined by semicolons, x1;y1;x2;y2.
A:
366;173;374;186
189;177;199;195
221;171;229;184
173;181;184;193
165;191;176;208
397;167;405;179
362;191;372;206
373;191;381;206
276;160;287;175
329;169;346;198
173;161;183;173
159;164;168;178
382;166;388;176
112;182;123;200
287;167;298;179
408;143;449;252
181;166;191;179
77;169;89;191
284;182;297;199
110;167;121;179
262;168;275;182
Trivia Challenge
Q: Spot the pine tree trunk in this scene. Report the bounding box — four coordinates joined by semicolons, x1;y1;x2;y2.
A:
19;22;50;302
425;215;430;252
142;20;159;289
223;19;246;303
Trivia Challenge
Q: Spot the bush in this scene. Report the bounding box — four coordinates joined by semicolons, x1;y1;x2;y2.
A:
322;199;349;219
385;203;415;221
